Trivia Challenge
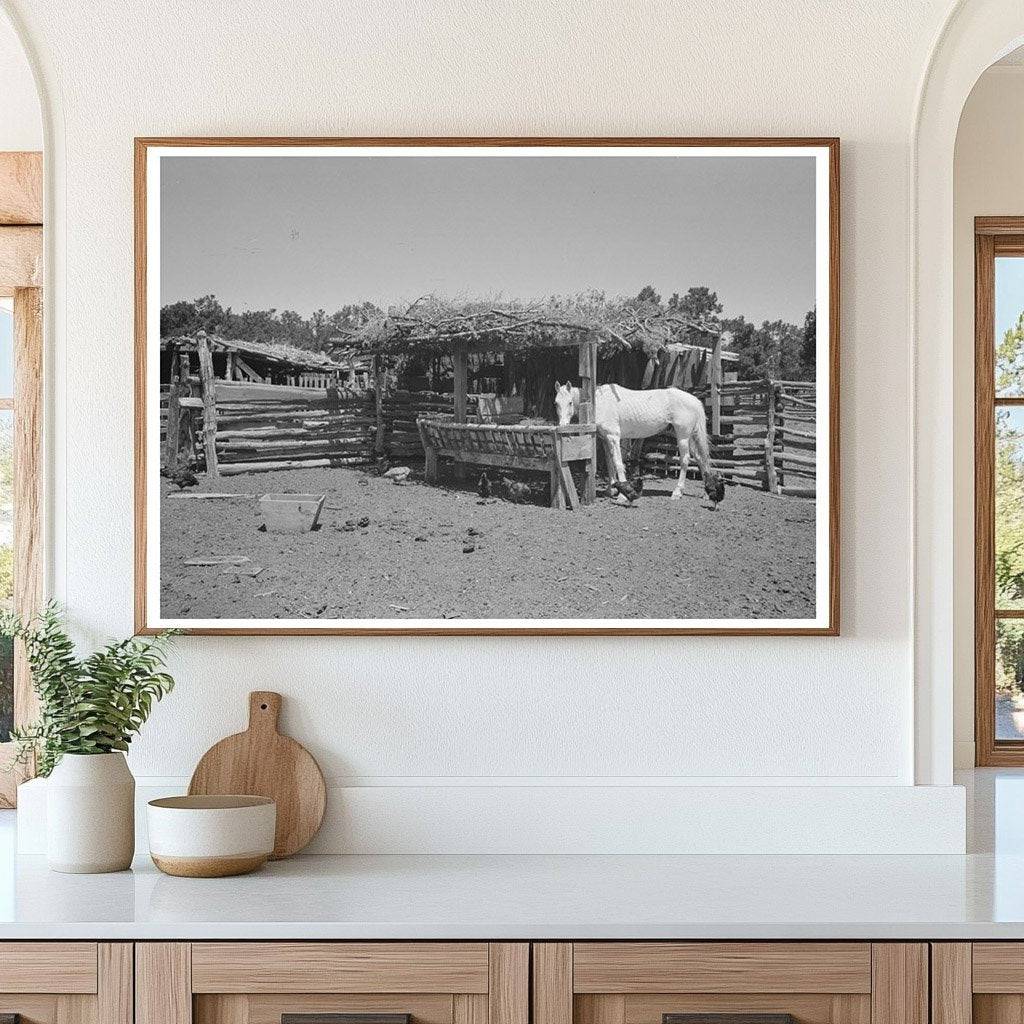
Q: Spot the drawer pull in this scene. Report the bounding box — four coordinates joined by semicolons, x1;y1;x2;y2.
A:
283;1016;411;1024
665;1016;796;1024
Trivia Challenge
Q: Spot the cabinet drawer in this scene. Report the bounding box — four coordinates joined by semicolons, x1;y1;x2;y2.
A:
0;943;130;1024
572;944;872;994
139;942;528;1024
0;942;98;993
191;943;490;993
534;944;925;1024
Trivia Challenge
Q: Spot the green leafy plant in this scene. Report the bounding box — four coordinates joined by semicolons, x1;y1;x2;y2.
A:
0;603;177;777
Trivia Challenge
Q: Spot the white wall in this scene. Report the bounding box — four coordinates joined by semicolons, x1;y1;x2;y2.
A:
1;0;973;851
0;10;39;151
952;65;1024;768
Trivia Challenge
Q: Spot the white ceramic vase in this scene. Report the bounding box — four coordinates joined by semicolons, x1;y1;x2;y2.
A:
46;752;135;873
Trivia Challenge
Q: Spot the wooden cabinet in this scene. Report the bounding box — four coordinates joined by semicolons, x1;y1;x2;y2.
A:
930;943;1024;1024
533;944;928;1024
136;943;528;1024
0;938;943;1024
0;943;132;1024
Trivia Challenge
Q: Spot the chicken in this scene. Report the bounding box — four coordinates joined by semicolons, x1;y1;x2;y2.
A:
610;476;644;503
166;466;199;490
499;476;532;504
477;472;492;498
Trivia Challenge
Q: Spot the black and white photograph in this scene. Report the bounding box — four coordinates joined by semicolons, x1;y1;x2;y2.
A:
136;140;838;634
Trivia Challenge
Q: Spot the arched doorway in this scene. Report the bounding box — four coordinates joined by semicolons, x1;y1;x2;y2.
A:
914;0;1024;784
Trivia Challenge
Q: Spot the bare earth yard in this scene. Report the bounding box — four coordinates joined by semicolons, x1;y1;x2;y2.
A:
159;467;817;621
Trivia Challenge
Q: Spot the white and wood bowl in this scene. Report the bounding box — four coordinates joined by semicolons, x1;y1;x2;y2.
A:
147;795;277;877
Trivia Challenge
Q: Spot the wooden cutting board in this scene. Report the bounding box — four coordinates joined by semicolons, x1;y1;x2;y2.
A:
188;691;326;859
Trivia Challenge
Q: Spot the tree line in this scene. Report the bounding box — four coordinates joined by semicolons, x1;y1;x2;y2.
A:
160;285;816;383
995;311;1024;693
160;295;381;353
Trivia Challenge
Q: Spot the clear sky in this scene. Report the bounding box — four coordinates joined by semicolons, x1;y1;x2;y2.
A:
160;152;817;326
0;306;12;396
997;257;1024;340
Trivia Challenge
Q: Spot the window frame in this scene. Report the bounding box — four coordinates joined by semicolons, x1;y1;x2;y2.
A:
0;151;43;806
975;218;1024;765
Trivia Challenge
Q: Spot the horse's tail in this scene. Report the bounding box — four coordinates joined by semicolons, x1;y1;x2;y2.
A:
689;402;714;478
689;398;726;504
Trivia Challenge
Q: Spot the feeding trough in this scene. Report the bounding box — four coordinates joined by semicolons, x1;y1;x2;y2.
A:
259;493;326;534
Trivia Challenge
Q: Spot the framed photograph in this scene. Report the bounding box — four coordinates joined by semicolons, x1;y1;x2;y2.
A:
135;137;839;636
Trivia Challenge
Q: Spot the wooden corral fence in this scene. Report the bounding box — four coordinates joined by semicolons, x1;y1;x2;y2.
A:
162;336;815;498
380;390;455;463
163;336;378;478
642;379;817;497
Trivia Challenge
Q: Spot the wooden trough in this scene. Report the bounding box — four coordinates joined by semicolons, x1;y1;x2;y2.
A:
259;493;326;533
417;418;597;510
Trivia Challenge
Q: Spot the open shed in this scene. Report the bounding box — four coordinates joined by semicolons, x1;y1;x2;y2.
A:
337;298;728;510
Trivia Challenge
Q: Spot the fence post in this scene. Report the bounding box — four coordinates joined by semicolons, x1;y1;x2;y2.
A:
710;331;722;436
195;333;219;479
764;383;778;493
373;354;386;456
164;344;181;473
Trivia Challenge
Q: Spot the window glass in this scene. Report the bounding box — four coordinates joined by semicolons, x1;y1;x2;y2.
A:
0;314;10;742
997;407;1024;609
997;619;1024;740
996;257;1024;397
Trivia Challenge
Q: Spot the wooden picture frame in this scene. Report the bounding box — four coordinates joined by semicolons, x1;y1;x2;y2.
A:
135;137;840;637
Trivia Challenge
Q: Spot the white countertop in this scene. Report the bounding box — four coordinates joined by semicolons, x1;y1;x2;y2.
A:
1;849;1023;940
1;769;1022;941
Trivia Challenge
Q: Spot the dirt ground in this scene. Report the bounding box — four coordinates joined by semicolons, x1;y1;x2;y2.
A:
159;466;817;622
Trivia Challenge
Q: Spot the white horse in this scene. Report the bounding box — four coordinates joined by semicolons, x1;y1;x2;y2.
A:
554;382;725;505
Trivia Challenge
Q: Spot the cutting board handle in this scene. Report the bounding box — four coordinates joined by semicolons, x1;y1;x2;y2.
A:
248;691;282;734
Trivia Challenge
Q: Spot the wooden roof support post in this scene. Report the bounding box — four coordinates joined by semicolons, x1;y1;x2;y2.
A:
164;345;181;473
195;334;220;479
452;343;469;482
373;353;385;455
453;342;468;424
579;336;598;504
710;330;722;436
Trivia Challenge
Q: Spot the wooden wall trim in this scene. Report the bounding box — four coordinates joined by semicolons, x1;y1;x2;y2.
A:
136;942;192;1024
977;216;1024;235
870;944;927;1024
931;944;971;1024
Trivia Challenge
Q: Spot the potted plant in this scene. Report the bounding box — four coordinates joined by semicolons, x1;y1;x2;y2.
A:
2;604;177;873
